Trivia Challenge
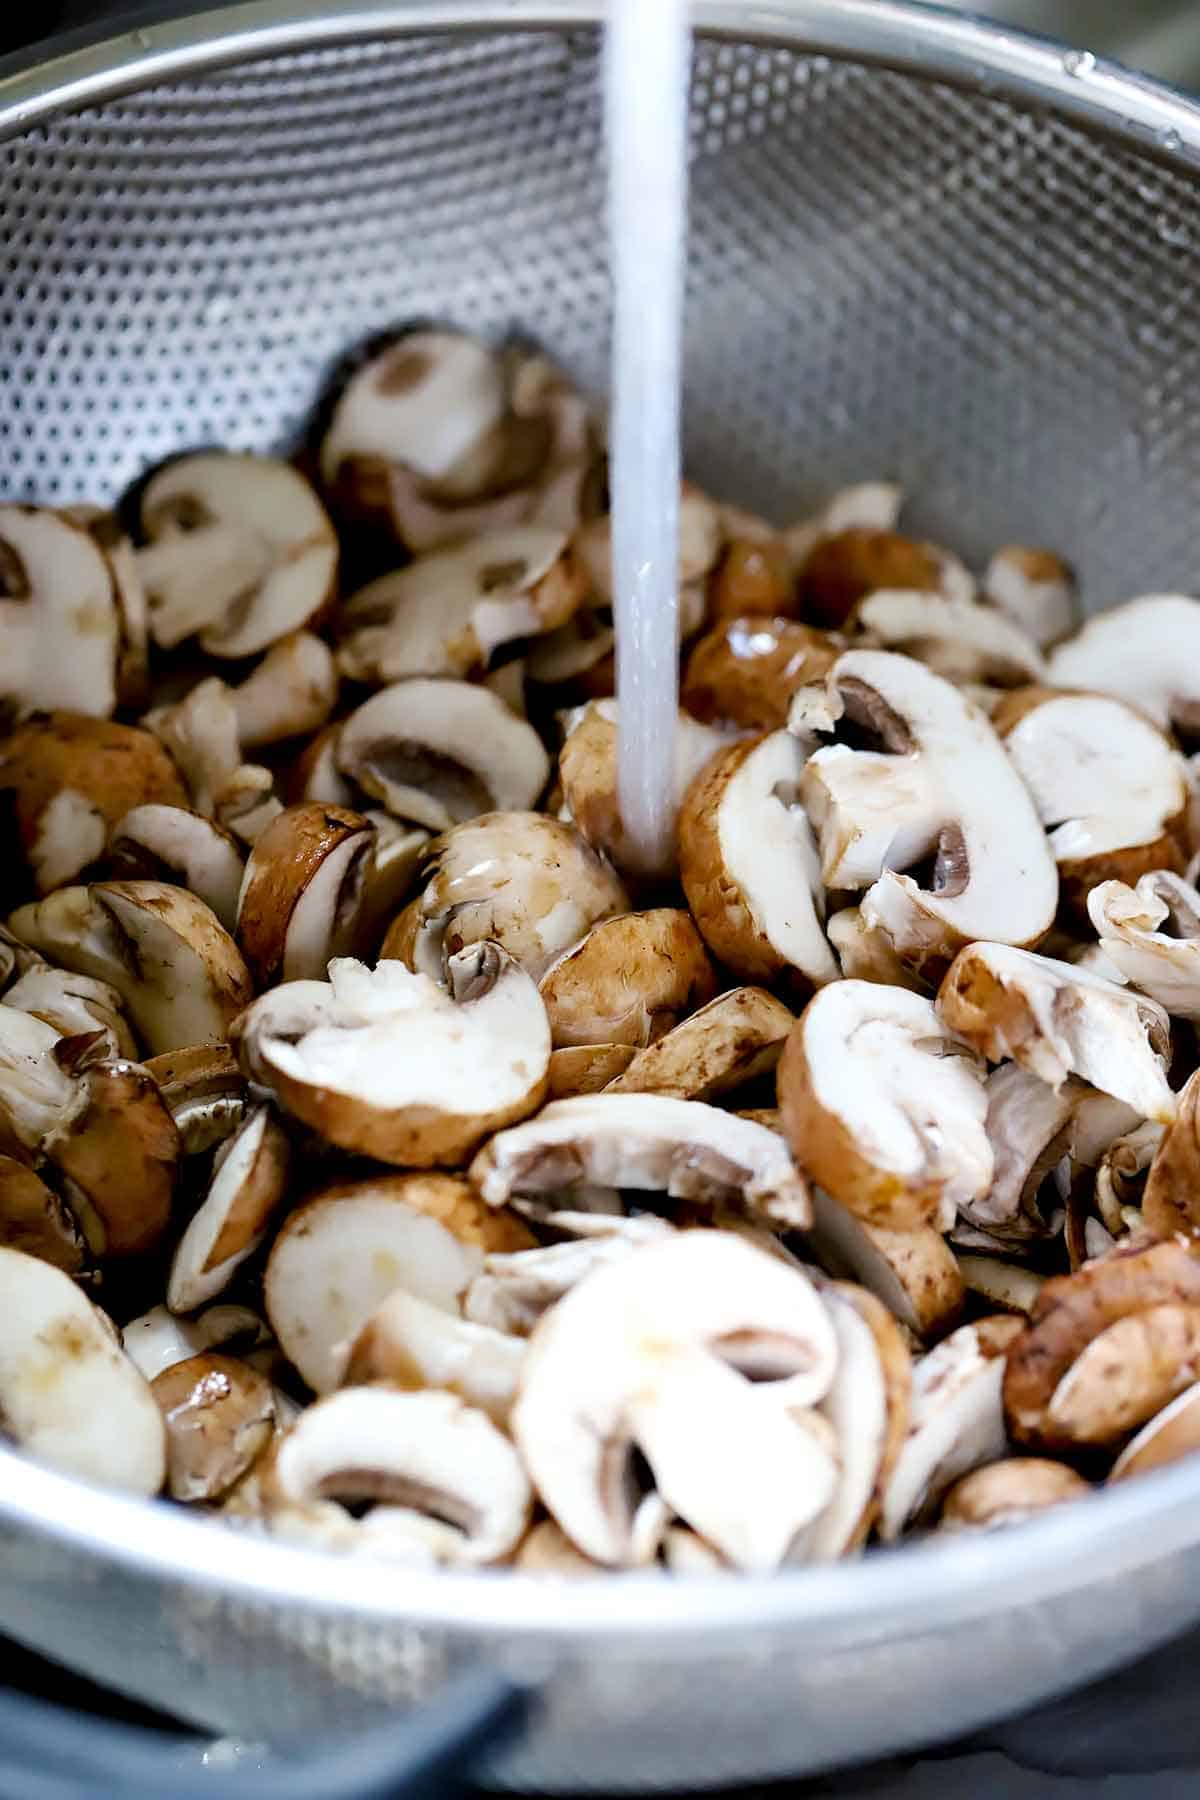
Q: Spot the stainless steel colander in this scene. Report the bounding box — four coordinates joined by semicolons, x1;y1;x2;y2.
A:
4;2;1200;1790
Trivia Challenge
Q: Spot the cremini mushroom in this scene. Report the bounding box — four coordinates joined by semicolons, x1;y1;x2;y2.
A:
706;538;795;624
514;1519;607;1576
42;1056;181;1257
0;1154;88;1277
353;814;430;958
965;1064;1089;1242
826;907;926;992
151;1352;276;1502
938;942;1176;1124
167;1105;291;1312
228;631;339;750
264;1171;533;1393
1110;1380;1200;1482
804;1187;966;1340
0;712;188;898
1142;1068;1200;1238
108;806;245;935
537;911;716;1049
681;617;842;732
9;881;254;1056
472;1094;811;1230
462;1213;675;1337
137;452;337;657
797;650;1058;973
143;1043;247;1156
0;1007;76;1153
342;1288;526;1426
1047;594;1200;733
678;731;839;989
1087;871;1200;1022
235;803;376;987
940;1457;1090;1530
796;526;972;630
0;1246;164;1492
571;484;723;610
512;1231;839;1569
234;948;550;1166
777;980;992;1231
144;677;281;844
546;1043;638;1099
954;1255;1044;1317
335;679;549;832
983;547;1077;648
62;505;150;709
3;966;135;1061
122;1301;272;1382
855;592;1045;687
604;987;794;1102
0;506;121;718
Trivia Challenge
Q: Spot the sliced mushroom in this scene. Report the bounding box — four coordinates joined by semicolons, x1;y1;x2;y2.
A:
878;1315;1022;1539
557;700;732;879
0;506;121;718
1087;871;1200;1022
0;1155;87;1276
681;617;842;731
512;1231;838;1569
0;1007;77;1153
264;1386;532;1565
0;712;188;897
514;1519;607;1576
1042;1303;1200;1448
605;988;794;1102
471;1093;811;1230
151;1352;276;1502
167;1105;291;1312
804;1187;965;1339
1110;1381;1200;1482
678;731;838;989
235;803;376;987
856;592;1045;687
826;907;926;992
0;1247;164;1492
1143;1067;1200;1237
537;911;716;1049
966;1064;1090;1241
1047;594;1200;733
940;1457;1089;1530
796;527;972;630
777;980;992;1231
143;1043;247;1156
416;812;629;982
234;947;550;1167
343;1288;525;1426
9;881;254;1056
938;942;1176;1124
335;679;549;832
462;1213;675;1336
546;1043;638;1099
3;966;135;1061
288;722;356;809
353;815;430;959
228;632;338;750
137;453;337;657
781;479;905;570
707;539;796;624
954;1255;1045;1317
798;650;1058;973
42;1058;181;1257
571;484;723;609
337;527;585;684
122;1301;271;1382
264;1171;533;1394
983;547;1077;649
62;505;150;710
108;806;245;935
1094;1119;1162;1238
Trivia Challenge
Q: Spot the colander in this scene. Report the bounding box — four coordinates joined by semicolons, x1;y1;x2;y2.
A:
3;1;1200;1792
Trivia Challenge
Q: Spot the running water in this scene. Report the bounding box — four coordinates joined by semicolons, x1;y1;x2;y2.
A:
606;0;689;874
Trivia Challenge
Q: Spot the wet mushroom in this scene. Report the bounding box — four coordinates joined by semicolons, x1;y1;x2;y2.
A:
228;631;339;750
108;806;245;935
1088;871;1200;1022
151;1352;276;1502
983;547;1077;648
1047;594;1200;733
143;1043;247;1156
681;617;842;732
235;803;377;987
796;526;972;630
42;1056;181;1257
3;966;135;1061
855;592;1045;687
706;539;796;624
537;911;716;1049
605;987;795;1102
940;1457;1090;1530
0;506;121;718
122;1301;272;1382
0;1155;88;1277
167;1105;291;1312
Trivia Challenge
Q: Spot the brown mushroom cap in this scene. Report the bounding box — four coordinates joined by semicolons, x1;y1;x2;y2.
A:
144;1042;248;1156
605;987;795;1103
796;528;950;630
707;538;796;624
1041;1302;1200;1447
42;1058;181;1257
1143;1066;1200;1237
804;1188;966;1340
681;617;841;732
236;802;377;987
546;1043;638;1099
537;910;716;1049
151;1352;275;1502
0;1154;88;1276
940;1456;1090;1529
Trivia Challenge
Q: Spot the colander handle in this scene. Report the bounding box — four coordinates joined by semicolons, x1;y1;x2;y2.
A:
0;1666;526;1800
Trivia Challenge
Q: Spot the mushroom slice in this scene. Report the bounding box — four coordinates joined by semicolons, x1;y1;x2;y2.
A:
983;547;1077;649
1042;1303;1200;1448
678;731;838;989
264;1172;533;1394
878;1315;1022;1539
472;1093;810;1229
228;631;338;751
143;677;242;818
335;680;549;832
1110;1381;1200;1482
462;1214;675;1336
144;1043;247;1156
1003;1237;1200;1449
514;1519;607;1576
62;505;151;710
108;806;245;935
996;690;1188;908
605;988;795;1103
122;1301;270;1382
0;712;188;897
353;815;430;959
968;1064;1090;1240
417;812;629;982
681;617;842;733
796;527;972;630
537;911;716;1050
151;1352;276;1502
513;1232;838;1569
343;1289;526;1427
804;1188;965;1340
234;948;550;1167
557;701;733;878
9;881;254;1057
0;1155;87;1276
1088;872;1200;1022
236;803;377;987
955;1255;1044;1317
826;907;927;993
1143;1068;1200;1237
167;1105;290;1312
940;1457;1089;1530
570;485;723;609
856;592;1045;687
42;1058;180;1257
3;967;135;1062
1047;594;1200;733
798;650;1058;972
0;1247;164;1493
138;453;337;657
777;980;992;1231
547;1043;637;1099
288;722;356;809
938;942;1176;1124
706;539;796;624
0;1008;77;1152
0;506;121;718
265;1387;532;1566
338;527;585;684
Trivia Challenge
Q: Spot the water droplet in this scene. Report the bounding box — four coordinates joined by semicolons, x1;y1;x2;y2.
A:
1062;49;1095;77
1159;126;1183;153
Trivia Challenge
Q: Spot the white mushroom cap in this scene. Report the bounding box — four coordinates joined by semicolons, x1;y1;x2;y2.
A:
233;948;550;1167
462;1214;675;1336
1047;594;1200;732
3;965;136;1061
137;454;337;657
937;942;1176;1124
343;1288;526;1426
0;506;119;717
108;805;245;935
1088;871;1200;1022
0;1247;164;1493
856;592;1046;687
335;679;550;831
167;1104;291;1312
122;1302;271;1382
471;1094;811;1229
798;649;1058;969
229;632;339;750
512;1232;839;1569
983;547;1077;649
777;980;992;1231
804;1188;965;1339
266;1387;531;1566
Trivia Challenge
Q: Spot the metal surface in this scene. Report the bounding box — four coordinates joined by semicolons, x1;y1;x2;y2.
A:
3;2;1200;1787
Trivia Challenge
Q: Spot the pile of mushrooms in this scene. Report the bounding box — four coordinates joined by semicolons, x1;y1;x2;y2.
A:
4;325;1200;1576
